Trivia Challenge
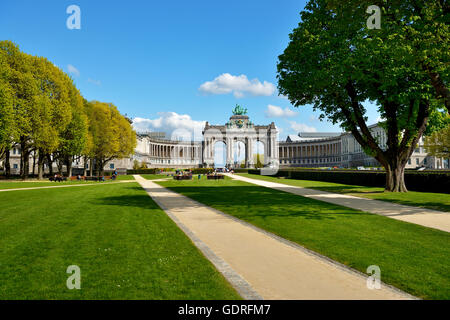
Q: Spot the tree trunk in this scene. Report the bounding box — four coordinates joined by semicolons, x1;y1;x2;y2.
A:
32;152;36;176
5;149;10;177
83;156;88;176
96;158;103;176
66;156;73;177
385;162;407;192
47;154;53;176
57;160;63;176
37;150;45;180
90;158;94;176
20;139;29;180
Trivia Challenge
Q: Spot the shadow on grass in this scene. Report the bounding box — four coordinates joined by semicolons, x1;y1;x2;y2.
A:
91;185;366;221
160;185;366;220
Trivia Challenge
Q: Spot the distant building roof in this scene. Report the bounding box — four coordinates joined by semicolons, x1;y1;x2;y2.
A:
137;131;167;139
297;132;341;140
286;135;302;142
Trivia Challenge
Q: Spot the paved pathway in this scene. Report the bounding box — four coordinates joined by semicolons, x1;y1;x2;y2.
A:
227;174;450;233
0;180;134;192
134;175;413;300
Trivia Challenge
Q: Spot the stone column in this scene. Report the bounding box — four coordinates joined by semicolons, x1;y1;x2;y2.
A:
248;138;255;168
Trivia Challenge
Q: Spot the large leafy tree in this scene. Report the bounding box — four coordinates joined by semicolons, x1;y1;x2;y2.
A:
277;0;448;192
51;79;87;178
85;101;136;175
31;56;74;178
424;125;450;161
0;48;15;175
0;41;39;178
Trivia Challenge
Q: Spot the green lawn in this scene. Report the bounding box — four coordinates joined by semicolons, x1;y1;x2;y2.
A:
0;175;135;190
237;173;450;212
0;182;240;299
140;174;172;180
157;177;450;299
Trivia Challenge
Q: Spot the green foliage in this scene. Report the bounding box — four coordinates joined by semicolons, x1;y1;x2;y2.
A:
277;0;449;191
83;101;137;174
133;159;140;170
425;108;450;135
0;40;135;178
424;124;450;158
254;153;264;168
140;161;147;169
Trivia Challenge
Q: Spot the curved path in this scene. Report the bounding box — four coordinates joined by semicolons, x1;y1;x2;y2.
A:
227;174;450;233
134;175;414;300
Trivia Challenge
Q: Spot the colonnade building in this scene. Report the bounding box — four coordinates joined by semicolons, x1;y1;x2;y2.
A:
278;124;447;169
2;117;448;175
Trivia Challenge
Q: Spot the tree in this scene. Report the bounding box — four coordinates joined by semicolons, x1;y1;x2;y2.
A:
85;101;136;175
52;82;87;178
0;47;15;175
254;153;264;168
133;159;140;170
425;108;450;136
424;125;450;159
277;0;447;192
0;41;39;179
140;161;148;169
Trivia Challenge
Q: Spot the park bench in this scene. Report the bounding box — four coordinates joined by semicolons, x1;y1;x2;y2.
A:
49;176;68;182
173;175;192;180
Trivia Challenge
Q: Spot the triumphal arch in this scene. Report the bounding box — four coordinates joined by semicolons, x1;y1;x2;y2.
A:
202;105;279;168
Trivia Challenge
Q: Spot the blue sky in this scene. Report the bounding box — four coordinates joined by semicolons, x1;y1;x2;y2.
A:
0;0;380;141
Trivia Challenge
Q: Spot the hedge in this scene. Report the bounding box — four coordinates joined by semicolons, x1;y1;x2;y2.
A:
247;169;450;193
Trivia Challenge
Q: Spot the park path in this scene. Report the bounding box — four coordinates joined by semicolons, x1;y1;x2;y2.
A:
0;180;134;192
226;174;450;233
134;175;413;300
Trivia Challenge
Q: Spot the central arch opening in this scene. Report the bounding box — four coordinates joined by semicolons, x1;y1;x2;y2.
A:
214;141;226;168
234;141;246;168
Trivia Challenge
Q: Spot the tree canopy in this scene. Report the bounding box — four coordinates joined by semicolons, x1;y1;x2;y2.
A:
277;0;449;192
0;40;136;178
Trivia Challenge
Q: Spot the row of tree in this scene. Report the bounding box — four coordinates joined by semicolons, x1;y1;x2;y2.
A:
278;0;449;192
0;40;136;179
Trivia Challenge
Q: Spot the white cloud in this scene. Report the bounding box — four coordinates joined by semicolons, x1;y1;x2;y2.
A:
288;120;317;133
265;105;297;118
132;112;206;141
199;73;276;98
88;78;101;86
67;64;80;77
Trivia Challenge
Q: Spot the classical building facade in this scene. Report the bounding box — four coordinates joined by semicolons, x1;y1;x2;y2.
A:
279;124;448;169
1;115;448;175
202;113;278;168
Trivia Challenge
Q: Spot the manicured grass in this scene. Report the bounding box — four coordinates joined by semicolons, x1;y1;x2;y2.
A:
113;174;135;181
0;182;240;299
140;174;171;180
0;175;135;190
237;173;450;212
157;178;450;299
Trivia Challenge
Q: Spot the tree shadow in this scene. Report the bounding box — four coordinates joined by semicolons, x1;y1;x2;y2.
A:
159;185;368;221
